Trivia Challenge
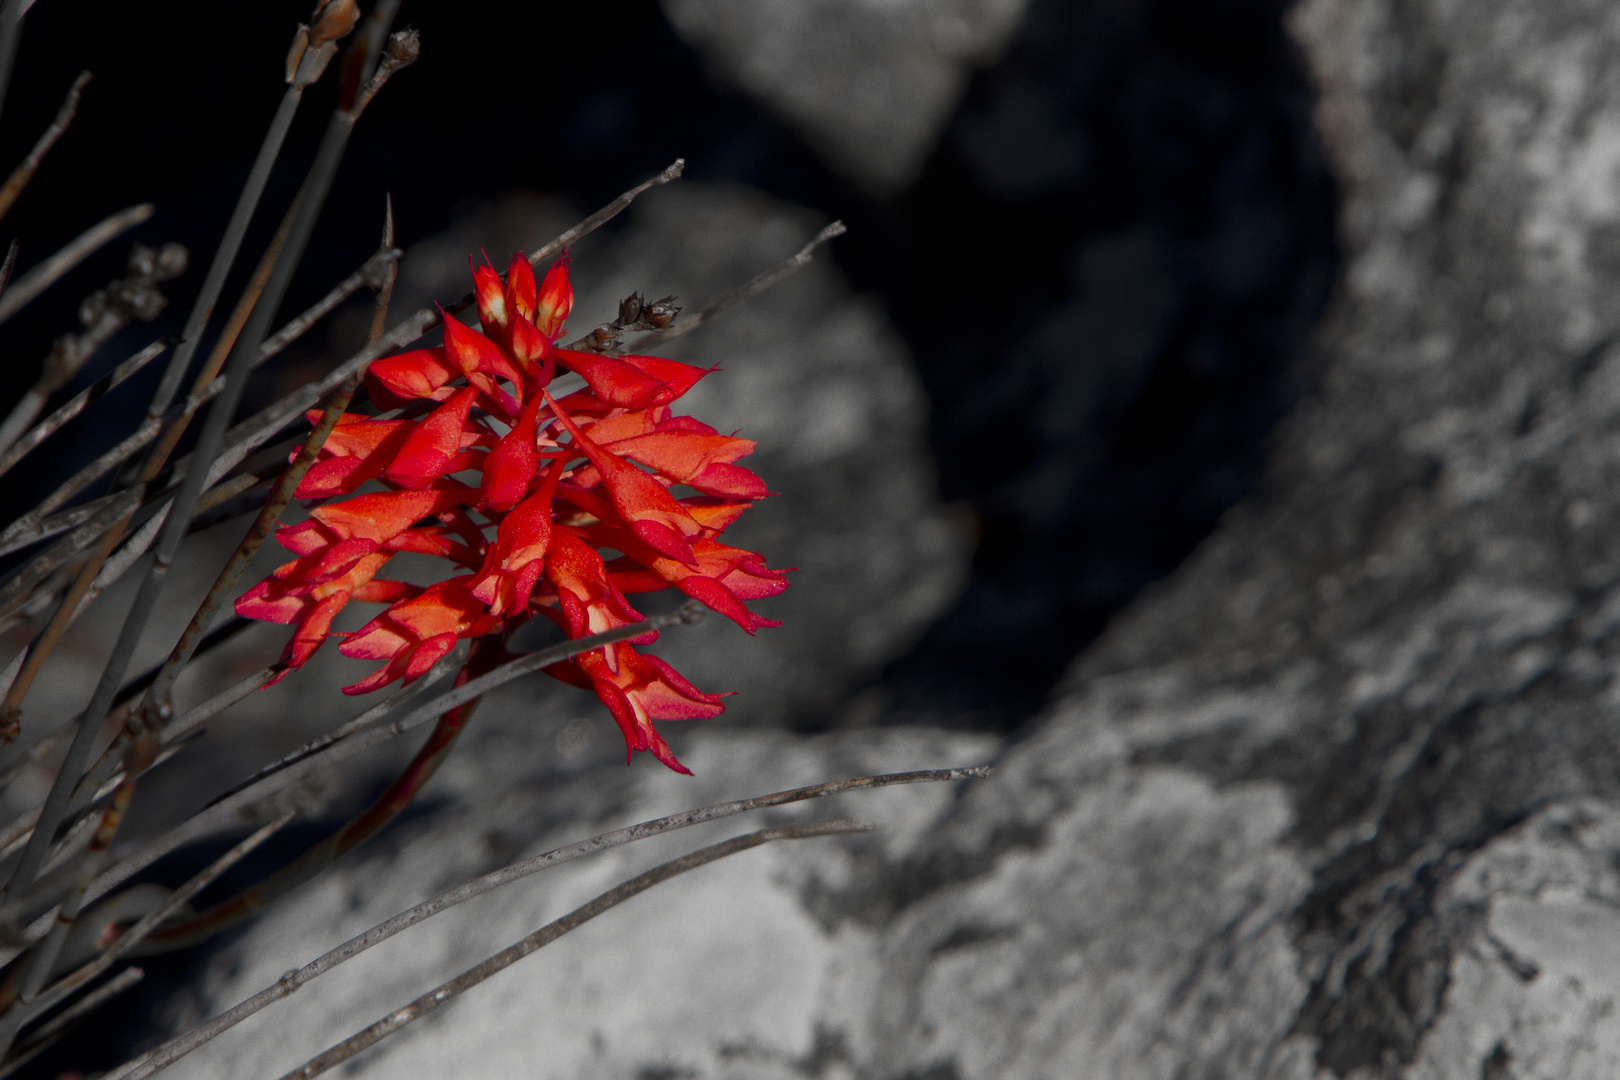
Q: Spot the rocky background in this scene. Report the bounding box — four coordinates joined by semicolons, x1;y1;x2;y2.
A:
10;0;1619;1076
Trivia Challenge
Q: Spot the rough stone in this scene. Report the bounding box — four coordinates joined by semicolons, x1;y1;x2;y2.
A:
65;0;1620;1073
661;0;1029;193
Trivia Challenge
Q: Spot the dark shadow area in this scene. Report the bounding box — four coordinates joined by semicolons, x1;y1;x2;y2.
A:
0;0;1336;1064
0;0;1334;738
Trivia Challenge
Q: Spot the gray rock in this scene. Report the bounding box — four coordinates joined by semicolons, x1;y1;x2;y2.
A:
167;727;1001;1080
661;0;1028;192
106;0;1620;1072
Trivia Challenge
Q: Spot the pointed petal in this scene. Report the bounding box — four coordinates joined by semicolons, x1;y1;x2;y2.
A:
480;391;542;511
535;252;573;340
473;264;509;336
544;391;702;564
506;252;538;324
384;386;480;489
364;348;459;409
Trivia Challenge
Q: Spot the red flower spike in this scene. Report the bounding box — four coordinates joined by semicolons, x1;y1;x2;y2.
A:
236;255;786;774
682;498;752;535
283;486;473;553
276;592;350;681
507;312;550;371
236;550;397;681
554;350;708;410
597;535;787;633
583;430;767;501
292;413;415;498
534;252;573;340
544;391;704;565
441;313;525;406
619;354;714;401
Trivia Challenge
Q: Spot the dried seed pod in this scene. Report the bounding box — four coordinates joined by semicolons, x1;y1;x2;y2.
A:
618;292;646;325
642;295;680;329
308;0;361;47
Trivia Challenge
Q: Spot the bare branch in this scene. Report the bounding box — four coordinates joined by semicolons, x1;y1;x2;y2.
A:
0;70;90;224
258;244;400;359
108;767;990;1079
0;13;405;929
0;0;27;133
0;966;143;1079
637;220;847;347
0;161;679;548
0;812;293;1047
0;240;18;303
273;821;873;1080
0;237;397;546
0;204;153;327
140;201;399;721
0;242;188;457
67;610;710;921
0;335;174;482
201;644;460;812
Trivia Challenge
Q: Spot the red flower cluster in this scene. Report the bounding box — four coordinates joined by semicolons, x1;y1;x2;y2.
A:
236;254;786;772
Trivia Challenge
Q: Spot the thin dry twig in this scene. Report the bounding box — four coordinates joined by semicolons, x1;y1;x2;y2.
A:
0;70;89;224
274;820;874;1080
0;11;398;952
0;242;188;456
0;966;143;1079
1;812;294;1048
0;203;153;327
638;220;847;347
202;646;463;812
139;198;398;726
0;0;25;130
0;334;174;482
0;240;18;304
0;234;399;550
0;159;682;558
60;611;707;928
260;242;399;358
109;766;990;1080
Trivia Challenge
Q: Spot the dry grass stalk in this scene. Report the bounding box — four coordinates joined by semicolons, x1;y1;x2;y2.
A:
0;70;89;224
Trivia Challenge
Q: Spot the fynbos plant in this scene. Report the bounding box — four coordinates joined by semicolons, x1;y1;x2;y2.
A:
239;253;786;773
0;2;989;1075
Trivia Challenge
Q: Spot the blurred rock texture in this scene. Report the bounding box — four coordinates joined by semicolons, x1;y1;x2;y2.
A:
106;0;1620;1076
661;0;1028;192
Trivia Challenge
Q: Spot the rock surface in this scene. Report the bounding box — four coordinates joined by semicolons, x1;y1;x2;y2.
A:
661;0;1028;192
93;0;1620;1076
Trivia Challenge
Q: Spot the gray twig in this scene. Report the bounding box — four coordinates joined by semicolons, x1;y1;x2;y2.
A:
274;821;874;1080
0;13;396;916
0;813;293;1047
0;0;26;132
0;159;680;554
0;242;188;457
0;204;153;327
0;70;90;223
0;966;143;1079
0;240;18;304
637;220;847;347
0;610;711;959
104;767;989;1080
0;335;174;482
